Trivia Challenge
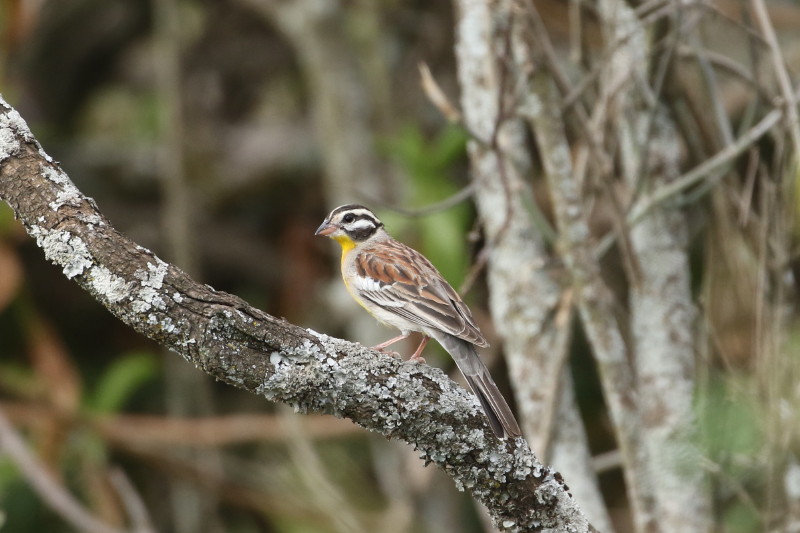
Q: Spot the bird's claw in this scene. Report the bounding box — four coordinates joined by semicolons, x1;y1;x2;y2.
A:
372;346;402;358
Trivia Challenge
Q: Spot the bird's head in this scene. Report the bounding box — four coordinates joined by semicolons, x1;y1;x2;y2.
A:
315;204;385;250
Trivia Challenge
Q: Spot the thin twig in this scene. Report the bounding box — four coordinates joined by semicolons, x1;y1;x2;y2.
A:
560;0;682;112
523;0;612;176
109;468;157;533
457;244;490;295
419;62;462;123
536;289;575;461
591;449;623;474
630;107;782;220
417;62;492;147
699;457;766;528
738;147;759;226
281;408;369;533
594;107;782;258
568;0;582;63
0;401;361;446
633;0;670;18
750;0;800;158
703;0;769;46
0;410;126;533
628;5;689;200
675;45;774;102
365;184;475;217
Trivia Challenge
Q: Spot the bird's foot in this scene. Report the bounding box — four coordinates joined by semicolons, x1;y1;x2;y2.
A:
407;336;429;364
408;353;426;364
373;347;402;358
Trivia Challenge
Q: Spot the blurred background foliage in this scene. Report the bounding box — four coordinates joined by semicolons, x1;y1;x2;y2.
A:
0;0;799;532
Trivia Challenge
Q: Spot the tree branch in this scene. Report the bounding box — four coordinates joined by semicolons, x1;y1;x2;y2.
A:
0;96;591;532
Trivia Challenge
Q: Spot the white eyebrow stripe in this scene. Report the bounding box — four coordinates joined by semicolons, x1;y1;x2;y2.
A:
347;219;377;230
333;207;376;220
347;209;376;218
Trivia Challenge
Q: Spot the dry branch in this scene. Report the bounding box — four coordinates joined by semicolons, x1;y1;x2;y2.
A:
0;97;592;532
0;401;360;446
0;410;126;533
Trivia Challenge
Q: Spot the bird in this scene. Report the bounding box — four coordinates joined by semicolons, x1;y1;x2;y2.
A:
315;204;521;439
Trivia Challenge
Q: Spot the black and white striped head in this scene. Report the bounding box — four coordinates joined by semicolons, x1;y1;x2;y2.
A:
315;204;385;244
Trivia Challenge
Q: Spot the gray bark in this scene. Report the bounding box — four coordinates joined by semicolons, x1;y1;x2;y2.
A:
526;69;656;531
453;1;613;530
597;0;711;527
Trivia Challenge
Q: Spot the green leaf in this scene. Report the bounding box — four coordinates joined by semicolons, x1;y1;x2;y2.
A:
429;126;468;169
87;351;158;414
703;381;760;455
381;124;471;285
723;501;761;533
696;375;763;479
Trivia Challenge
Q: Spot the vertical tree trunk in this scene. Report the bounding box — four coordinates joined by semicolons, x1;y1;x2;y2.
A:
595;0;712;527
453;1;613;529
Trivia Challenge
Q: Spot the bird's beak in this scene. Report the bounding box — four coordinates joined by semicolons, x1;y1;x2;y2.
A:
315;221;336;236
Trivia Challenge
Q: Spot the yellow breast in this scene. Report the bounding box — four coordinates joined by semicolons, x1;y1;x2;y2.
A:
333;235;373;314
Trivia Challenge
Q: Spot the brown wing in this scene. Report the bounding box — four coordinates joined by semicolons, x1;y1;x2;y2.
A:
352;239;488;347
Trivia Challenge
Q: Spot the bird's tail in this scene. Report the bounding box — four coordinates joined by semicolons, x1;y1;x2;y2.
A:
434;334;521;439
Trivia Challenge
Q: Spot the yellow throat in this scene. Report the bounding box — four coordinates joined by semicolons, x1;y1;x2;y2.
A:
333;234;356;265
331;234;372;312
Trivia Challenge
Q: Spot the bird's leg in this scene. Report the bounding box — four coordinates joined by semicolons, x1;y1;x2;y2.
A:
372;333;410;352
408;336;429;363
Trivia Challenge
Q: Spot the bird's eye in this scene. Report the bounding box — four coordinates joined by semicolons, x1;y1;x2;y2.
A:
343;214;355;223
